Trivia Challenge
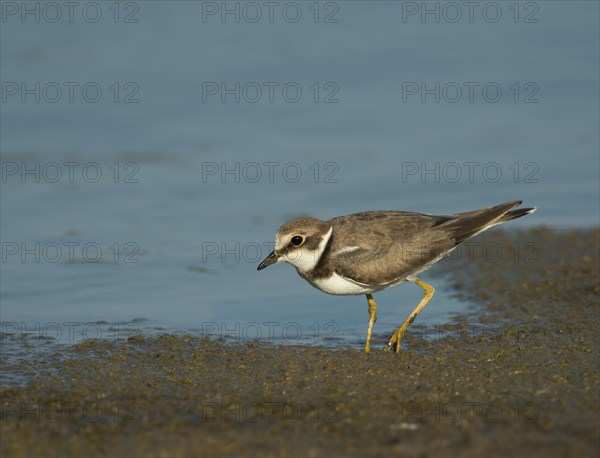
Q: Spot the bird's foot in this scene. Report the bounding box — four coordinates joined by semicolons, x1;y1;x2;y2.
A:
384;330;401;353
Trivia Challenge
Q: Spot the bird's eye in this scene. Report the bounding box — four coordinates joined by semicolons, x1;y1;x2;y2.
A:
290;235;304;247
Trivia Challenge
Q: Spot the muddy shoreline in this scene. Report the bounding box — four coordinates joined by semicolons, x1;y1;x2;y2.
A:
1;227;599;457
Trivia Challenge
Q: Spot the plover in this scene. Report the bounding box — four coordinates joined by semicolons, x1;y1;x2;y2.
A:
257;200;536;352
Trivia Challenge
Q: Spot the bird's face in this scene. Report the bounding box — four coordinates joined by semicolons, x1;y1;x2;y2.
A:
257;218;332;273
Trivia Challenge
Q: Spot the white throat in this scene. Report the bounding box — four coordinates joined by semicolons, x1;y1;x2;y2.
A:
280;226;332;274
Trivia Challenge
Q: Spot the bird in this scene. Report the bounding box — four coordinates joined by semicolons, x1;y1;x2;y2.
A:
257;200;536;353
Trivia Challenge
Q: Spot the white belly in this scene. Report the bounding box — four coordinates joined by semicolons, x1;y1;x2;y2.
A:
309;272;408;296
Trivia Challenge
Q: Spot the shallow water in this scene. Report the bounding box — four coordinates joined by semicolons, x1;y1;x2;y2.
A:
1;1;598;351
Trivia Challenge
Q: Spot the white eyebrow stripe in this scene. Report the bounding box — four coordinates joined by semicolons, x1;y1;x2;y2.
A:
332;246;361;256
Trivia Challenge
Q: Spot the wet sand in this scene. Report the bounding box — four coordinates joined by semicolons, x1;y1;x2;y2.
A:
1;227;599;457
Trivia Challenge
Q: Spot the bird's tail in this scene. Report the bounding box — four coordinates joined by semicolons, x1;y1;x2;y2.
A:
498;205;537;223
444;200;536;244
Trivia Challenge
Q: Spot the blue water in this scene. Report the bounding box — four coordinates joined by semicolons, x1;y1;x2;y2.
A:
1;1;598;349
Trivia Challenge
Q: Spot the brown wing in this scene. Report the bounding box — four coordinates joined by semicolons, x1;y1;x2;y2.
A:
325;211;455;285
322;201;532;285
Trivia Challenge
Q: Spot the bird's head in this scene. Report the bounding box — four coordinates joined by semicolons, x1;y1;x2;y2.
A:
257;217;332;273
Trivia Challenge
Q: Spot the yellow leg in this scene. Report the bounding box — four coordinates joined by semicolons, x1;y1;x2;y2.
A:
364;294;377;352
385;278;435;353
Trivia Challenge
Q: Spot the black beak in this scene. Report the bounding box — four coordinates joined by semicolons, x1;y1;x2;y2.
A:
257;250;279;271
